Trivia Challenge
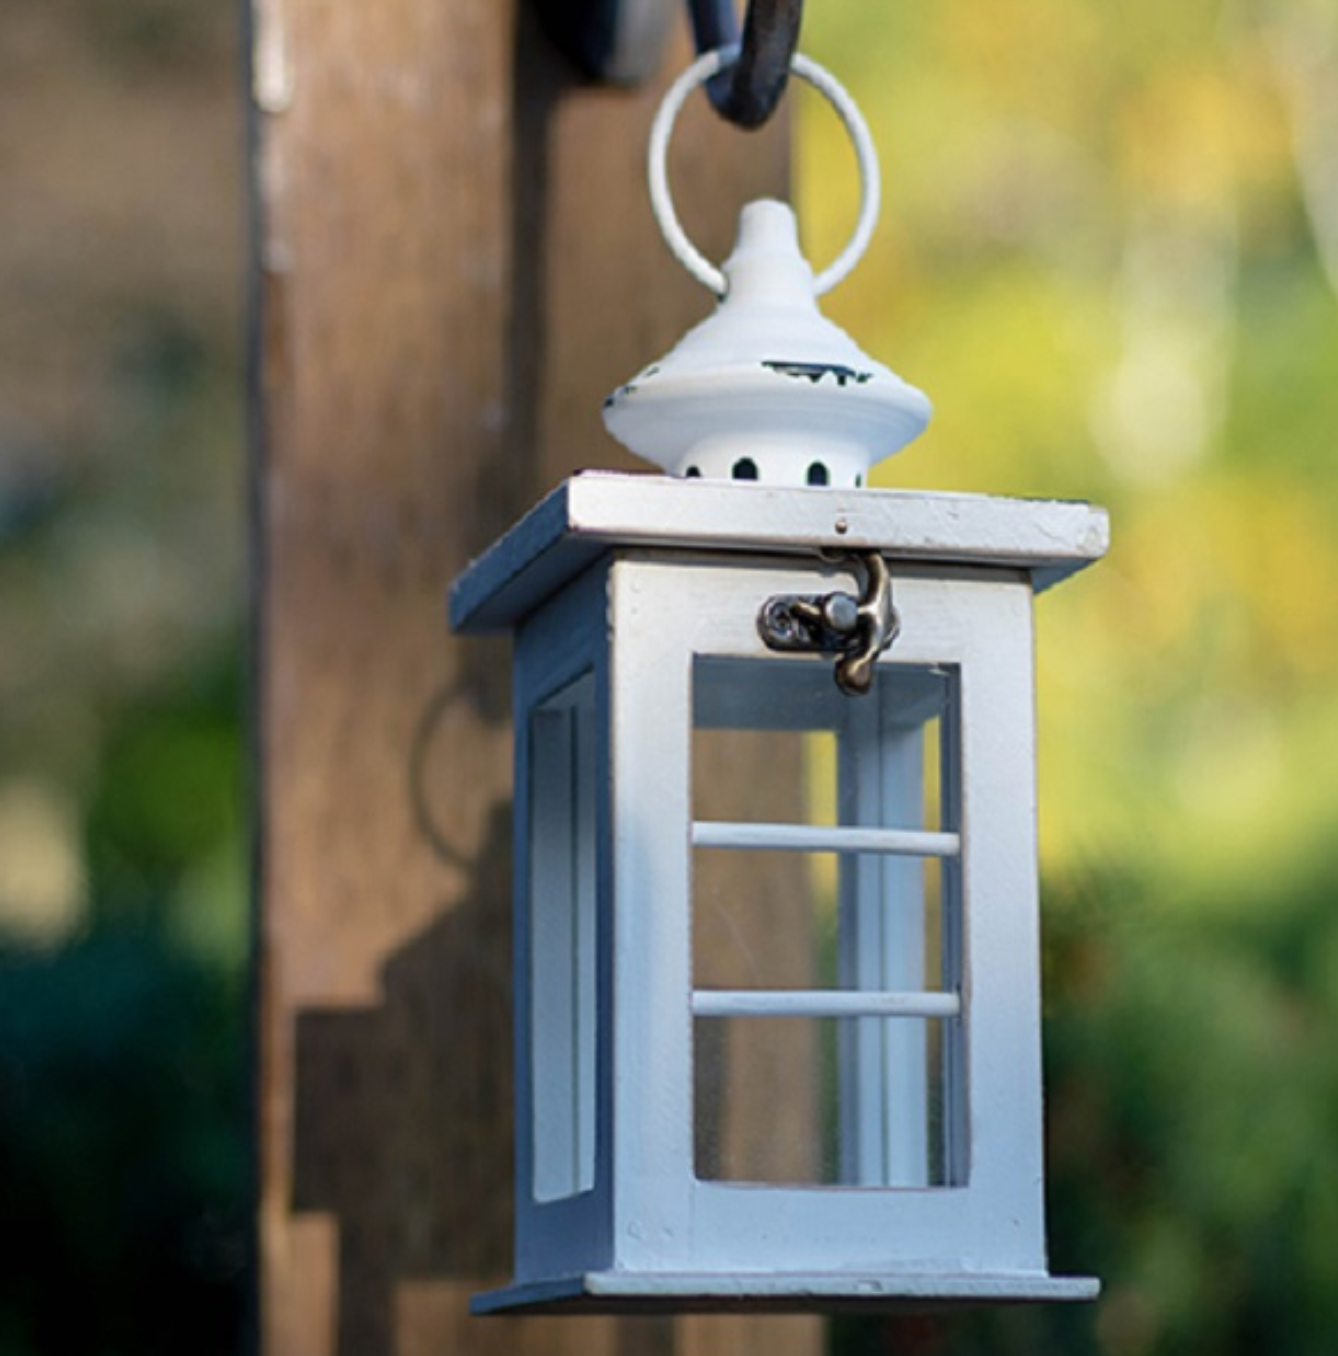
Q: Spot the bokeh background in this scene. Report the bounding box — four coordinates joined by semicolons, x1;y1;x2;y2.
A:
801;2;1338;1352
0;0;248;1350
2;0;1337;1352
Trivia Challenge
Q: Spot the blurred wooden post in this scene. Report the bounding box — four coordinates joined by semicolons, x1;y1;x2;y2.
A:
249;1;822;1352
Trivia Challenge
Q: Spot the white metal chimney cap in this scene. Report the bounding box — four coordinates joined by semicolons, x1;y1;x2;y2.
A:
602;200;932;488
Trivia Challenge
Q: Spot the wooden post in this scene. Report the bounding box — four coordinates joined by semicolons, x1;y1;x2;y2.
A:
249;1;822;1352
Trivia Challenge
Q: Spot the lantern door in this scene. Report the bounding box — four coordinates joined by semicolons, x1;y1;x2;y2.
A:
598;550;1091;1301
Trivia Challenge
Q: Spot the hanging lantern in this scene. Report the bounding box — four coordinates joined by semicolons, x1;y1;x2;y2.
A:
452;46;1107;1315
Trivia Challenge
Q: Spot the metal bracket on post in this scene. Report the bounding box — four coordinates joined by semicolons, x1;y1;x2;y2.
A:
532;0;677;86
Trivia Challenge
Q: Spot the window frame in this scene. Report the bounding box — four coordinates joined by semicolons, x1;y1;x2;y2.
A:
609;551;1050;1277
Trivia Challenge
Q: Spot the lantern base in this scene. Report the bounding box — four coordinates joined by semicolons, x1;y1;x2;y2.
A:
472;1270;1100;1316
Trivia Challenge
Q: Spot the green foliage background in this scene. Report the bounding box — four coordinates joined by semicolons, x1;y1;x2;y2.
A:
1;0;1336;1351
0;1;248;1351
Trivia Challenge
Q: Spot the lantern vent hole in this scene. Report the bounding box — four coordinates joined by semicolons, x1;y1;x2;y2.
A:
806;461;830;486
732;457;759;480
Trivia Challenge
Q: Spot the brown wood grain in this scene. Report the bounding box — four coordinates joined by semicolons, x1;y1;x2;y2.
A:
250;0;820;1350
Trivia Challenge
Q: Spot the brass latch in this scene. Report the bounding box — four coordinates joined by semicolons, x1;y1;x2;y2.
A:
756;551;900;696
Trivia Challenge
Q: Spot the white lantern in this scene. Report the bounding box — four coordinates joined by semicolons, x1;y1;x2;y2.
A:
451;49;1107;1316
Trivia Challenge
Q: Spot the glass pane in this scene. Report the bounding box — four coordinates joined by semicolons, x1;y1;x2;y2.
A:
693;659;837;828
693;725;835;826
694;1017;951;1187
528;672;597;1203
693;658;949;831
693;848;833;991
690;657;963;1189
692;849;943;993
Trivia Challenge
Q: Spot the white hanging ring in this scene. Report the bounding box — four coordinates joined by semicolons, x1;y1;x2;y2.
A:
648;45;881;297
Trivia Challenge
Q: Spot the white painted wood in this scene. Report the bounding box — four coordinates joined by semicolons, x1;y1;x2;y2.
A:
692;822;960;856
473;1268;1100;1315
604;558;1057;1277
450;473;1109;631
607;556;697;1272
952;581;1048;1240
692;991;961;1019
937;676;970;1189
461;487;1103;1308
509;563;616;1285
838;669;942;1188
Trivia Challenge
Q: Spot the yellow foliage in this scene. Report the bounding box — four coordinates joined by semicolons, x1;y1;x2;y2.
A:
800;2;1338;913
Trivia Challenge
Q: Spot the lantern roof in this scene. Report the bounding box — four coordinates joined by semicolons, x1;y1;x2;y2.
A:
601;201;932;489
451;473;1108;633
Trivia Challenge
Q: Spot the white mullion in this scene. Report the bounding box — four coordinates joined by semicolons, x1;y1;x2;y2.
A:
838;692;884;1185
692;990;961;1019
878;683;931;1189
692;821;959;856
836;674;935;1188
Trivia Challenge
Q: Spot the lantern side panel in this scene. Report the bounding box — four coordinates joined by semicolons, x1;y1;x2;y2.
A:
509;562;616;1286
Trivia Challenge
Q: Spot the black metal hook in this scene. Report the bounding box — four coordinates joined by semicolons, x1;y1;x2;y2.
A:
531;1;802;121
689;0;804;129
